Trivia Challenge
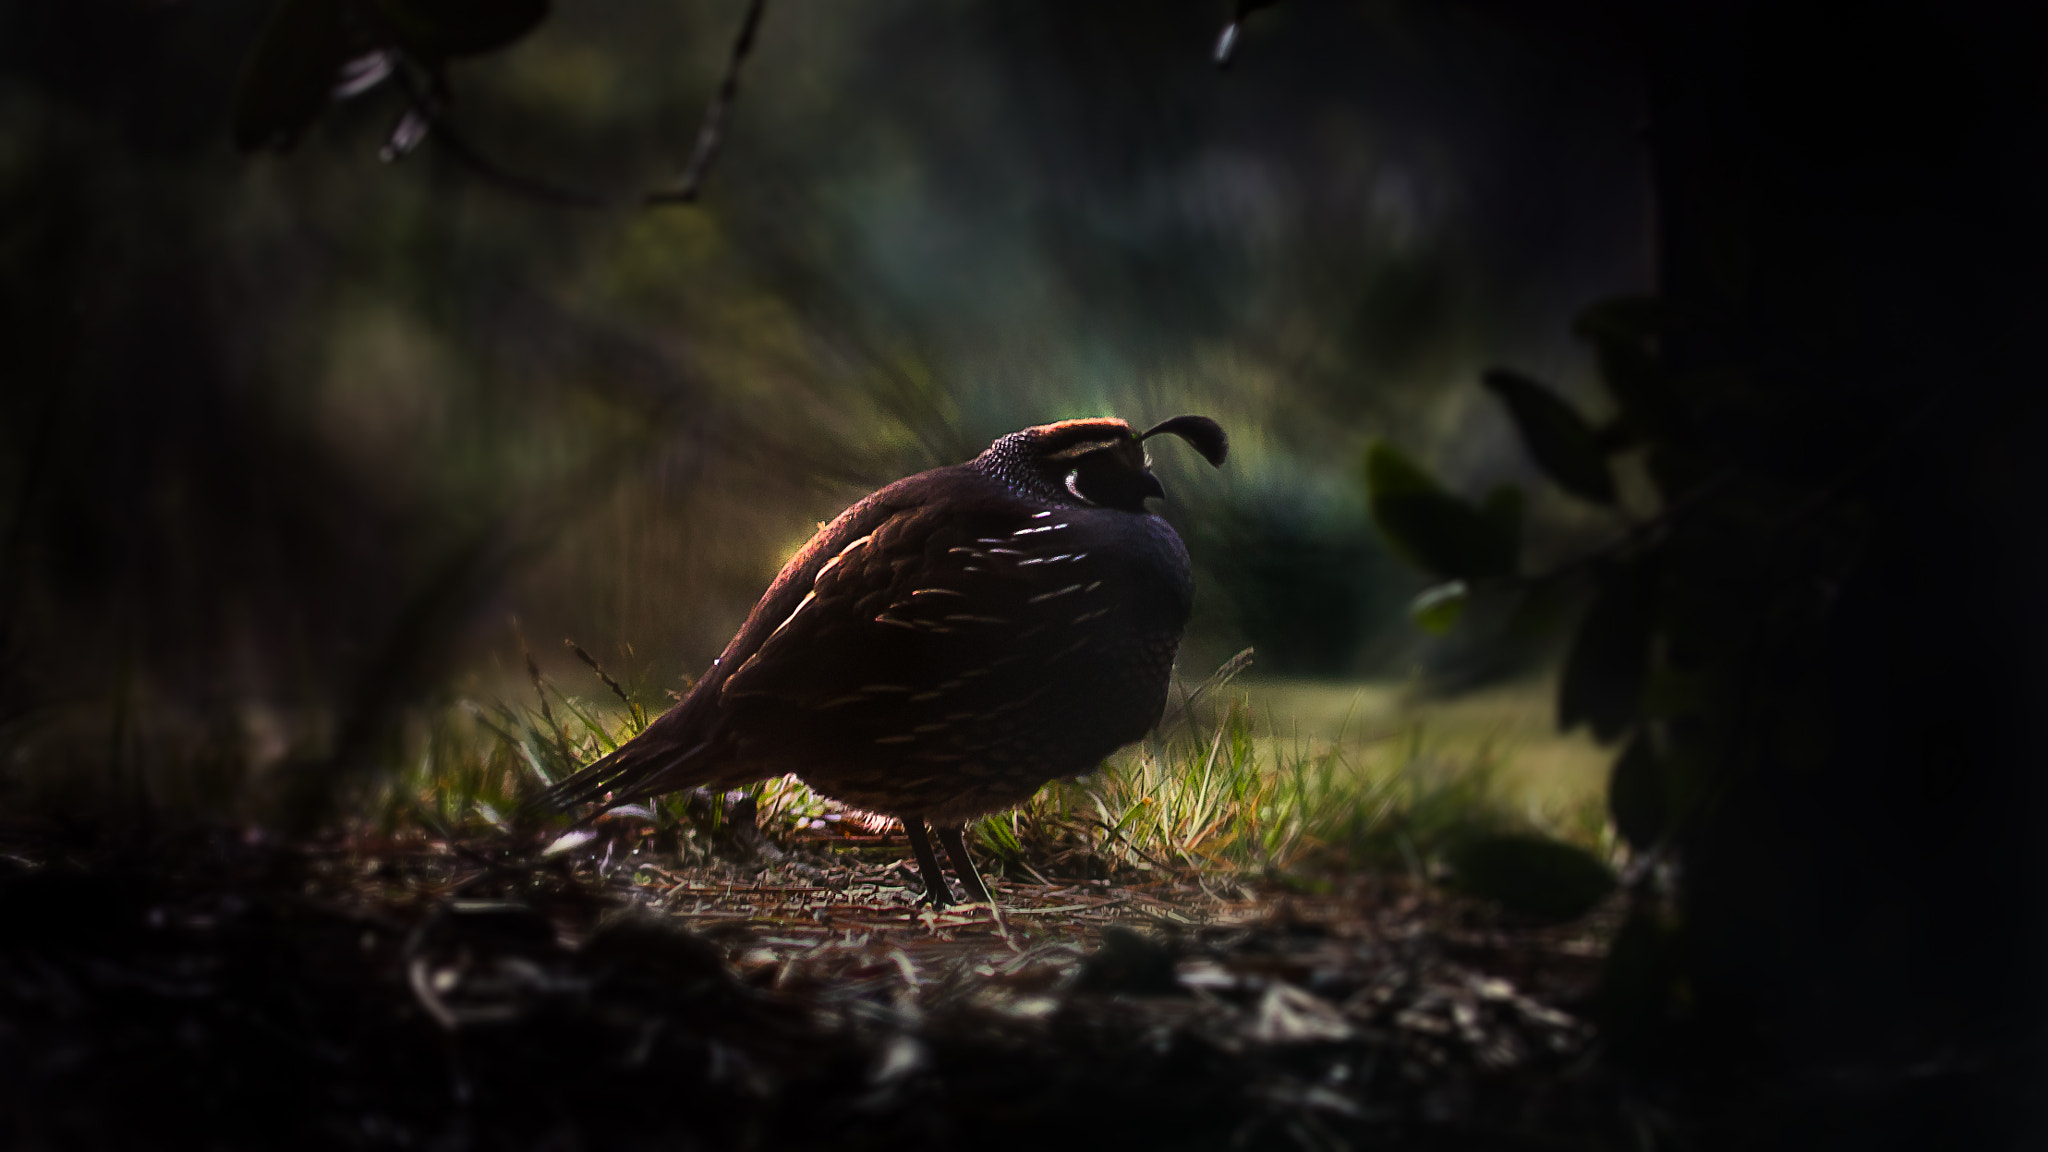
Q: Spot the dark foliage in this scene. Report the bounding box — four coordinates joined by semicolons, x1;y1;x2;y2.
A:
1366;4;2048;1147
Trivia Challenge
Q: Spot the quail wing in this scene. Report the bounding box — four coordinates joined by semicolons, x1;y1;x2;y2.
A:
716;489;1132;763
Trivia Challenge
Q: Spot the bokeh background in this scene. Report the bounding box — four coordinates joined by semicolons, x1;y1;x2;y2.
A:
0;0;1648;815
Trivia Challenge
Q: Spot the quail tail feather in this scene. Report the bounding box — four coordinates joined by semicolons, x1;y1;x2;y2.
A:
530;695;745;817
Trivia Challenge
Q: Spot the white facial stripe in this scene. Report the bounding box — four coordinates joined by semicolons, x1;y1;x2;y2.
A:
1064;470;1093;504
1047;439;1125;462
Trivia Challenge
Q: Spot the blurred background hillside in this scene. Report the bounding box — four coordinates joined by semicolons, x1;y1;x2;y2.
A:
0;0;1648;816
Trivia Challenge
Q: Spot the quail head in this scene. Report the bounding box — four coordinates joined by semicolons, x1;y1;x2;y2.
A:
540;415;1229;906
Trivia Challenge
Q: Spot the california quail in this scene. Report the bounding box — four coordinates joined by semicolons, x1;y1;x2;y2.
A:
539;415;1229;906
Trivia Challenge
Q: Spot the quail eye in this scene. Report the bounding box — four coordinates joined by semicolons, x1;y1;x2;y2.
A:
1063;469;1094;504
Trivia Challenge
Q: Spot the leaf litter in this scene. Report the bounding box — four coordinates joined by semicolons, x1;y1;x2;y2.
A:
0;815;1661;1150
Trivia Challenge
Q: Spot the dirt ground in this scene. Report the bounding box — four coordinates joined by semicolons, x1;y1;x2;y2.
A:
0;818;1679;1151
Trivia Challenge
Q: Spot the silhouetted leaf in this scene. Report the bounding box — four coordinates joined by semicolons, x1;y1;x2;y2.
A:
1481;369;1616;504
1480;483;1523;539
1574;296;1676;439
1559;559;1656;743
1363;442;1516;580
374;0;550;61
1591;417;1642;455
1607;733;1664;849
1408;580;1468;635
1444;833;1617;923
232;0;348;151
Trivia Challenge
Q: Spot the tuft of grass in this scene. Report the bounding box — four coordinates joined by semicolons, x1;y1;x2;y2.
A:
968;696;1539;883
376;640;659;836
380;646;1599;887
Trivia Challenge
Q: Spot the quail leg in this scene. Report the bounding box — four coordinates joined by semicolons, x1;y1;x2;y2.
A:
902;818;954;907
935;825;994;906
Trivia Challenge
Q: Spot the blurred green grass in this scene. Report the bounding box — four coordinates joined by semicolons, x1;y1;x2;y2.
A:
383;646;1612;884
1232;677;1609;830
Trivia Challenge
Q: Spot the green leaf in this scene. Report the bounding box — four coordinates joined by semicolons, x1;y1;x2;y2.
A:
1482;369;1617;504
1558;558;1657;743
373;0;550;60
1363;442;1517;581
1607;733;1664;849
1408;580;1468;635
1444;833;1618;923
231;0;348;151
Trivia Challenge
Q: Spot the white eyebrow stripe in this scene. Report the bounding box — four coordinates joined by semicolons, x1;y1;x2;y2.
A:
1048;439;1126;462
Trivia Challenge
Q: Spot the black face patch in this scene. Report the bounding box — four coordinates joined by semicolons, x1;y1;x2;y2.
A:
1059;447;1162;512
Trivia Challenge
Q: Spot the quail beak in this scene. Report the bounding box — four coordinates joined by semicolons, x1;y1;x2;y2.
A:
1141;472;1166;502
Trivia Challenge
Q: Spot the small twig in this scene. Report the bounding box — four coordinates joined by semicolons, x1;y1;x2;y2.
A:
1002;897;1132;917
1558;468;1738;576
566;638;643;728
380;0;771;210
1016;858;1056;888
390;64;615;207
1767;391;1951;535
512;618;576;769
1159;646;1254;732
648;0;768;205
1214;0;1279;69
981;892;1018;953
1456;467;1741;605
1091;817;1181;875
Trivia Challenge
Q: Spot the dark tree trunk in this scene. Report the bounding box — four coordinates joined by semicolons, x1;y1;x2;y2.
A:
1650;2;2048;1142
